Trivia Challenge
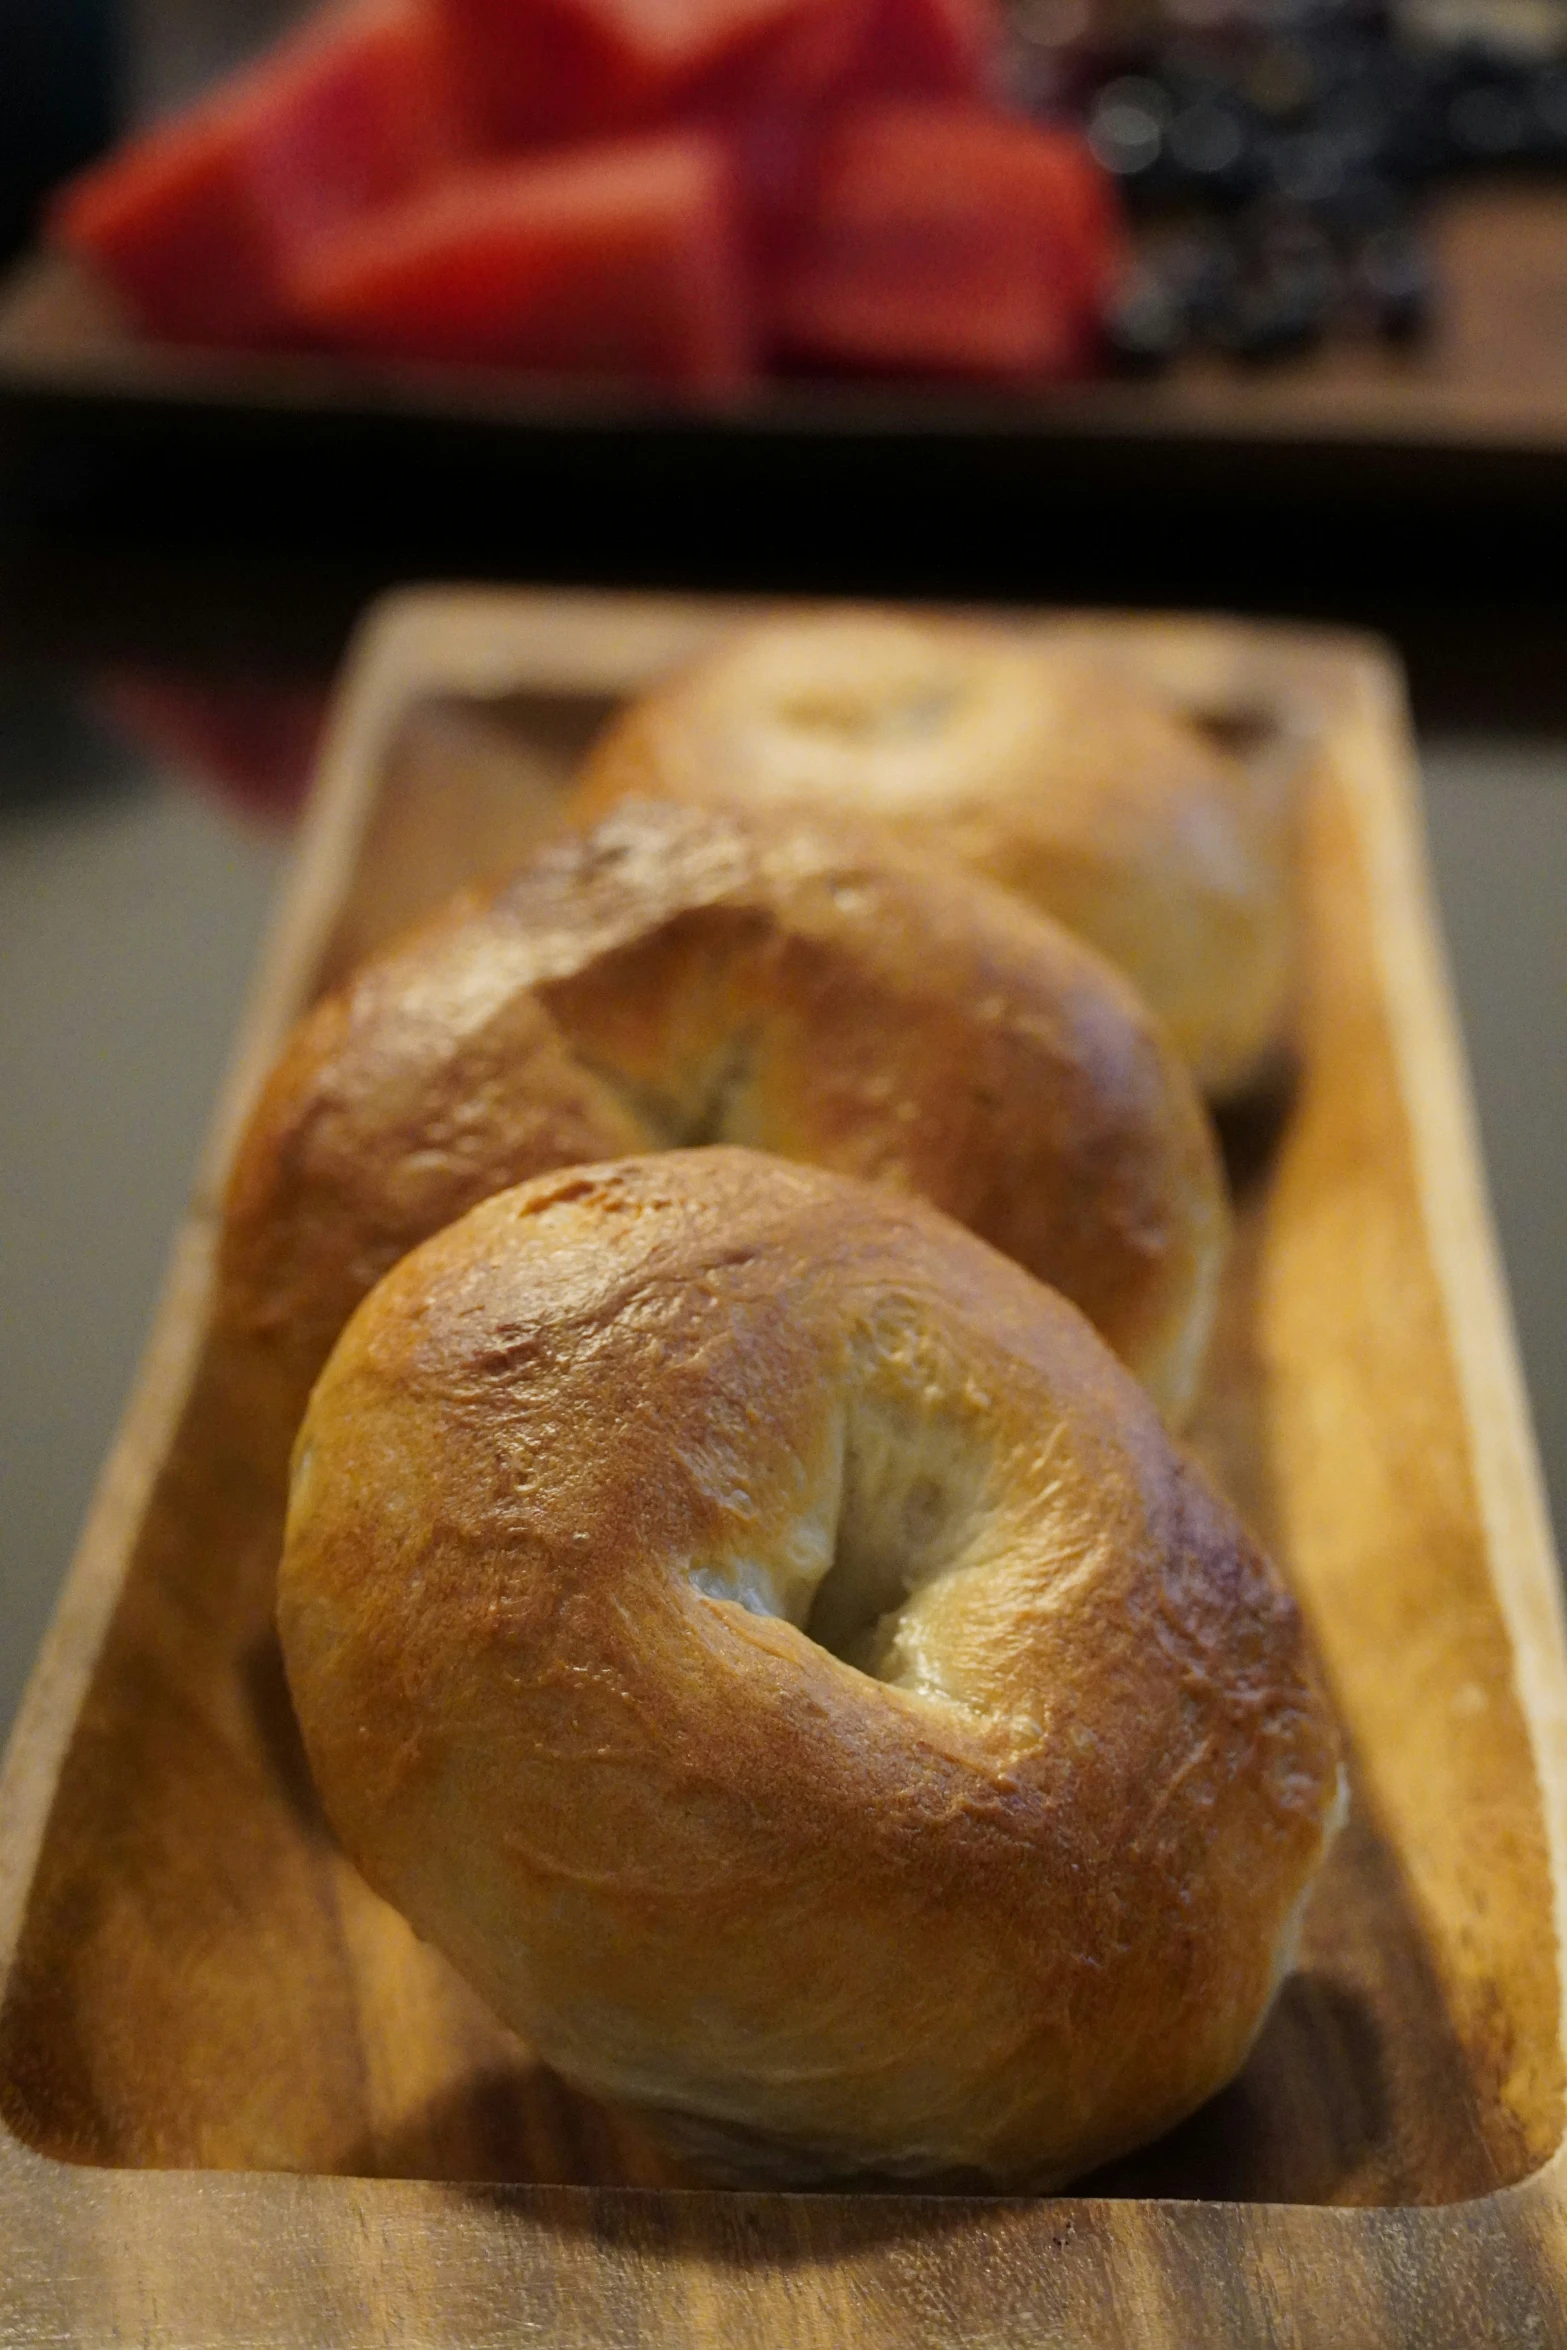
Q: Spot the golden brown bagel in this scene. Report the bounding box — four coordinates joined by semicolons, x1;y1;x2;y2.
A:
217;797;1228;1479
279;1150;1342;2189
568;611;1294;1096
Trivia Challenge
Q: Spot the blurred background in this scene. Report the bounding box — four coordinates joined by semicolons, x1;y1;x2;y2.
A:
0;0;1563;1741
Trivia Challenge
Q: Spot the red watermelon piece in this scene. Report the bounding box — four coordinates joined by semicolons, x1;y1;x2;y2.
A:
95;671;326;825
48;0;462;348
677;97;819;270
1024;122;1128;312
842;0;1001;98
432;0;868;146
681;0;1003;265
697;0;1002;269
289;132;755;386
769;101;1118;379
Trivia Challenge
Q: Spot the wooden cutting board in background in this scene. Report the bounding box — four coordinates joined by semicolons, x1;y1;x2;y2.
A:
0;590;1562;2345
5;183;1567;450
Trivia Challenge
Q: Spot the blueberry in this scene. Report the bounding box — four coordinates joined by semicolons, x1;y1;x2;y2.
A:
1105;268;1190;368
1447;79;1531;160
1166;95;1259;197
1356;224;1436;338
1222;270;1335;358
1088;77;1172;177
1161;230;1245;337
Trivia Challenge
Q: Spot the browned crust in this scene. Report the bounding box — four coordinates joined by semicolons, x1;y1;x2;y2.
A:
279;1150;1341;2188
216;798;1228;1480
567;610;1295;1096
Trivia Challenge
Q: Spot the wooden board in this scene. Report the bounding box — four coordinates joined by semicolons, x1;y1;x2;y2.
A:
3;181;1567;474
0;589;1564;2345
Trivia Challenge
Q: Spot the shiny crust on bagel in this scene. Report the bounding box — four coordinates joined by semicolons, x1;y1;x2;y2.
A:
279;1150;1342;2189
568;611;1295;1096
217;797;1228;1477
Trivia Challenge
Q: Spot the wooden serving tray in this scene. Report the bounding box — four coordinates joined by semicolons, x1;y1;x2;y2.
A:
1;589;1563;2346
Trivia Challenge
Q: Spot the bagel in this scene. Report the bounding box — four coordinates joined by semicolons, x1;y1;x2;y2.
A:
279;1149;1343;2188
217;797;1228;1479
568;611;1295;1096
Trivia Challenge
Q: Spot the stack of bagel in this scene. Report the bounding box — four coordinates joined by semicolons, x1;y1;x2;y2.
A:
229;608;1343;2190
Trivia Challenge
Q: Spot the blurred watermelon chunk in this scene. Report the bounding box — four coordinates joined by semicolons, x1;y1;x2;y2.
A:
769;102;1115;378
1023;122;1127;314
842;0;1000;98
683;0;1003;266
289;131;755;385
46;0;1119;392
433;0;868;145
48;0;462;347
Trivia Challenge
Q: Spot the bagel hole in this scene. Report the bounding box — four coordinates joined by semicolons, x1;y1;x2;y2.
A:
689;1560;794;1620
688;1475;839;1628
1187;702;1276;763
676;1033;759;1149
804;1397;987;1692
684;1373;990;1698
776;683;964;748
578;1031;759;1153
